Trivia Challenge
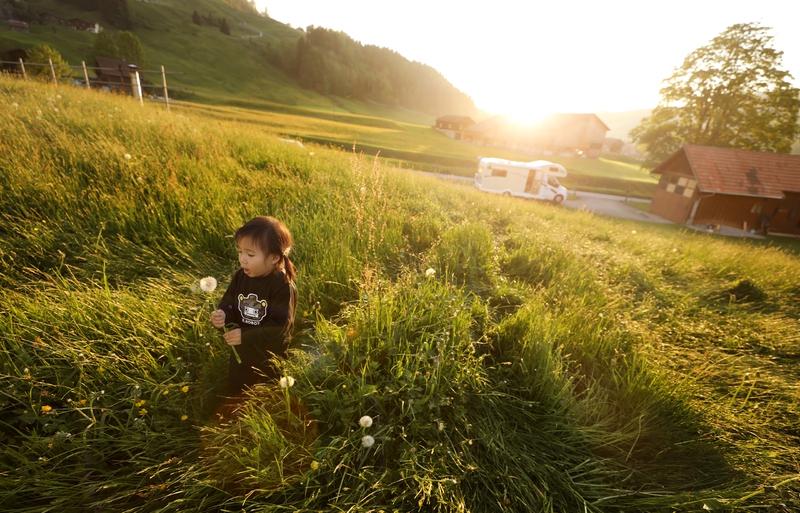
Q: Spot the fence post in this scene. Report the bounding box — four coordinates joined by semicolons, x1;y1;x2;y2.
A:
48;58;57;85
82;61;90;89
19;58;27;81
161;65;170;110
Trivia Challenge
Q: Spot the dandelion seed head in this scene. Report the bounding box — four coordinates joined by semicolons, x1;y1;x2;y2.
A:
631;230;637;234
279;376;295;388
12;102;18;108
124;154;131;160
361;435;375;448
199;276;217;293
359;415;373;428
425;268;436;277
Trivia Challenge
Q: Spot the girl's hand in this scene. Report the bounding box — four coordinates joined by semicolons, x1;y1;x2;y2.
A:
210;309;226;328
223;328;242;346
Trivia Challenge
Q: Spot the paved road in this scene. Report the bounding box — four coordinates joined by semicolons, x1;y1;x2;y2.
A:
561;192;672;223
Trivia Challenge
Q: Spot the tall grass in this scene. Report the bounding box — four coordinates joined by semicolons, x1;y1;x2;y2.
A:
1;77;799;511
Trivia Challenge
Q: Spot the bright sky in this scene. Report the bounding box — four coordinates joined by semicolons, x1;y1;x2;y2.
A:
257;0;800;120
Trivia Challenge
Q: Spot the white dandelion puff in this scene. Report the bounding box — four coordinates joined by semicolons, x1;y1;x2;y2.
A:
280;376;295;388
425;268;436;277
361;435;375;448
199;277;217;293
12;102;19;108
631;230;637;234
359;415;373;428
124;154;132;160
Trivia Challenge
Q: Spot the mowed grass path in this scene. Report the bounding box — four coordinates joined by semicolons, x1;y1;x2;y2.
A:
0;77;798;512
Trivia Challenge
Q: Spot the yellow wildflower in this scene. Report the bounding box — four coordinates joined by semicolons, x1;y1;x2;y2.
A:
162;390;169;395
181;415;188;421
135;400;146;407
80;399;87;405
41;405;52;413
139;408;148;416
181;386;189;393
310;461;320;470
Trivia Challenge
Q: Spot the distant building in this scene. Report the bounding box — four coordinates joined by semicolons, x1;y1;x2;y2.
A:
649;145;800;235
94;57;140;94
603;137;624;153
434;115;475;141
461;113;609;158
69;18;100;33
1;48;27;75
8;20;29;33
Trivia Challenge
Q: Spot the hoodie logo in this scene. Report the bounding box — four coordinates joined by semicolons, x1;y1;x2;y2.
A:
237;293;268;325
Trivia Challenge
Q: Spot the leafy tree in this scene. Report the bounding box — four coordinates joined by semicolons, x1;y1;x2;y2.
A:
90;31;119;60
220;17;230;35
192;10;202;25
631;22;800;168
118;31;147;68
27;45;72;81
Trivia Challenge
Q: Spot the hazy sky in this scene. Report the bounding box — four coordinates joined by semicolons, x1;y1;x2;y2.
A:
257;0;800;119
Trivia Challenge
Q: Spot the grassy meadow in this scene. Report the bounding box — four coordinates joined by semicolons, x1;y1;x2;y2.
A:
1;77;799;512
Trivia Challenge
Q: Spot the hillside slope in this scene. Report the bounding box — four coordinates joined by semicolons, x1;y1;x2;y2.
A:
1;76;799;512
0;0;467;124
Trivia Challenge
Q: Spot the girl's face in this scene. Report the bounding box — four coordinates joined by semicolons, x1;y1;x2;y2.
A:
237;237;280;278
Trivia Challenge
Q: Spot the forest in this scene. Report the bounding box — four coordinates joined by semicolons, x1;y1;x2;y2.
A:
265;25;477;117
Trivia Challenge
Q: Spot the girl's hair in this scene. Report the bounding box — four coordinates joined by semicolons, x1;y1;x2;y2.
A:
235;216;296;282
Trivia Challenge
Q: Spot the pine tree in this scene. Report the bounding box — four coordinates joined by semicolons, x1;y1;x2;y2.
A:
118;31;147;68
219;17;230;35
192;10;201;25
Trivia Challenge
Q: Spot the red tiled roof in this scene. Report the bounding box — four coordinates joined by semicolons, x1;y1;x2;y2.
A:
659;145;800;199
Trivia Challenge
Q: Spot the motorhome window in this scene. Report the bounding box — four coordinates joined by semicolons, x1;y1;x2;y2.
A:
549;167;560;173
491;169;508;177
547;176;560;186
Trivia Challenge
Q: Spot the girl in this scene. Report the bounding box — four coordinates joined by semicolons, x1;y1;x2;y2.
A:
210;216;298;396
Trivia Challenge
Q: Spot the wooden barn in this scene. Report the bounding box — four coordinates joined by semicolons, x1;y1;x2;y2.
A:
94;57;139;94
435;115;475;141
649;145;800;235
1;48;28;74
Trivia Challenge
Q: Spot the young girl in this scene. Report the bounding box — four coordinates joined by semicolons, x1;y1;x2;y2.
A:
210;216;298;396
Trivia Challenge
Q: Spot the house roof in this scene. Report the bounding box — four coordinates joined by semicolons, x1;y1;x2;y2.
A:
95;57;140;79
9;20;29;28
464;113;609;134
655;145;800;199
436;115;475;124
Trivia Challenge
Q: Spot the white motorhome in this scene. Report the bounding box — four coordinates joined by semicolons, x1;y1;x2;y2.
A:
474;157;568;203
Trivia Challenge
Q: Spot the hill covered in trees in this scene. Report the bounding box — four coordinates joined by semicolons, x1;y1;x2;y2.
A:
263;25;476;117
1;0;475;119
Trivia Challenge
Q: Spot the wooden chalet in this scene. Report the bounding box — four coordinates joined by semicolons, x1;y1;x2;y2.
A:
8;20;29;33
69;18;100;33
650;145;800;235
463;113;609;158
94;57;139;94
435;115;475;141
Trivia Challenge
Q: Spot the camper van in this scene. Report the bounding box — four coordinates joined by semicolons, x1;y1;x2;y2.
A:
474;157;568;203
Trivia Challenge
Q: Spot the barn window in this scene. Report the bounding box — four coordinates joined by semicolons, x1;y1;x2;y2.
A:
751;204;762;214
491;169;507;177
678;177;688;186
658;175;668;189
666;183;676;193
675;186;685;195
683;187;694;198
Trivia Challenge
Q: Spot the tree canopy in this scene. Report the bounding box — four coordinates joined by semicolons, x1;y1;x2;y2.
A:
630;22;800;169
27;45;72;81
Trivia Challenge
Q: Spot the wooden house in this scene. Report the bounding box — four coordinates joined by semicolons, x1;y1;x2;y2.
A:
463;113;609;158
69;18;100;33
94;57;139;94
8;20;29;33
435;115;475;141
649;145;800;235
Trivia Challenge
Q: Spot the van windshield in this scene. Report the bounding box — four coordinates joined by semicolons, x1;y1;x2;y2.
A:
547;176;560;187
